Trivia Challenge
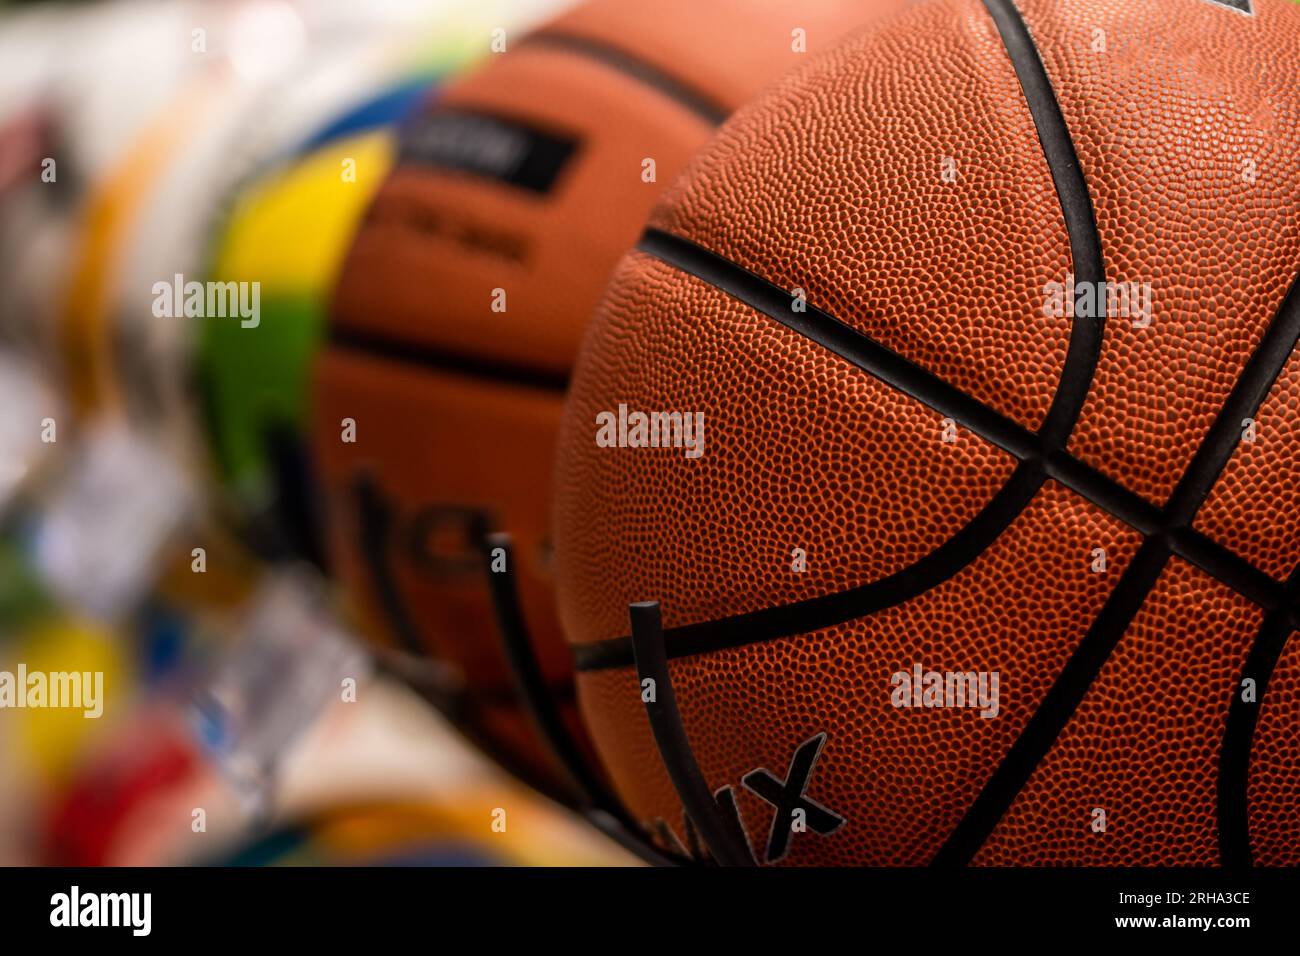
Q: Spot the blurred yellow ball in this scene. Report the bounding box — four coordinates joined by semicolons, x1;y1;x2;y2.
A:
9;617;131;785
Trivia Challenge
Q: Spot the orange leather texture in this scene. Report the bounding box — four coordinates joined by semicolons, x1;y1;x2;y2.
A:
647;0;1077;434
1249;632;1300;866
1197;349;1300;580
554;0;1300;863
556;254;1018;644
331;43;713;374
975;560;1262;865
576;484;1140;865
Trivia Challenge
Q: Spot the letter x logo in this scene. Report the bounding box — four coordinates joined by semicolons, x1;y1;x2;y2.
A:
741;733;844;863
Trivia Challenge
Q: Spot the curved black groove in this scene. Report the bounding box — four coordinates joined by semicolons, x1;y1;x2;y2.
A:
357;499;600;810
376;642;595;809
574;451;1290;672
932;537;1172;866
979;0;1105;448
939;266;1300;865
574;465;1042;671
352;471;428;658
481;533;624;814
1218;613;1293;868
1219;567;1300;868
630;601;757;866
1164;267;1300;526
481;535;685;866
524;31;729;126
329;326;569;394
264;426;330;571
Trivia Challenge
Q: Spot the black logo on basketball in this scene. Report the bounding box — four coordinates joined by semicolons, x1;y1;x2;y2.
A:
742;732;845;863
1204;0;1254;15
645;733;843;864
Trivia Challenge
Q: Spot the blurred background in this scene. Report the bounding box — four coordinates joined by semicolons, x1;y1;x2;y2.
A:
0;0;638;867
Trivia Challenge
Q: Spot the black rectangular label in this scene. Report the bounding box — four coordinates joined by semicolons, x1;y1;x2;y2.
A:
397;111;579;194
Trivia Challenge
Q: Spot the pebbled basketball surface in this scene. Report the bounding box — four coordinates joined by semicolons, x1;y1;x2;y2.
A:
554;0;1300;864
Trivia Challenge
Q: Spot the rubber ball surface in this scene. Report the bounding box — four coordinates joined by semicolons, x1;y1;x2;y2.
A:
554;0;1300;865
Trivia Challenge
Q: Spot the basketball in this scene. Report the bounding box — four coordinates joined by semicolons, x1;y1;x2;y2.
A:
553;0;1300;864
312;0;910;798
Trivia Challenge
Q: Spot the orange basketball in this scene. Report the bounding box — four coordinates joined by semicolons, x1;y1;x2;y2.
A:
311;0;909;799
554;0;1300;864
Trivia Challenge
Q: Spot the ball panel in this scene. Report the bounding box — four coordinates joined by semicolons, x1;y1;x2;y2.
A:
1018;0;1300;504
1196;349;1300;581
975;560;1260;865
578;482;1140;864
1248;630;1300;866
646;0;1075;433
555;251;1019;647
313;346;568;686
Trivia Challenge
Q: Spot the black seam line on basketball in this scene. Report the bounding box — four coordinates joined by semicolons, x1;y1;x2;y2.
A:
1218;558;1300;868
979;0;1104;449
1165;267;1300;526
930;537;1173;867
1173;526;1284;611
353;473;428;658
573;465;1042;672
1217;609;1294;868
570;503;1289;672
639;229;1045;460
1045;450;1284;610
327;326;569;393
936;267;1300;866
522;32;729;127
